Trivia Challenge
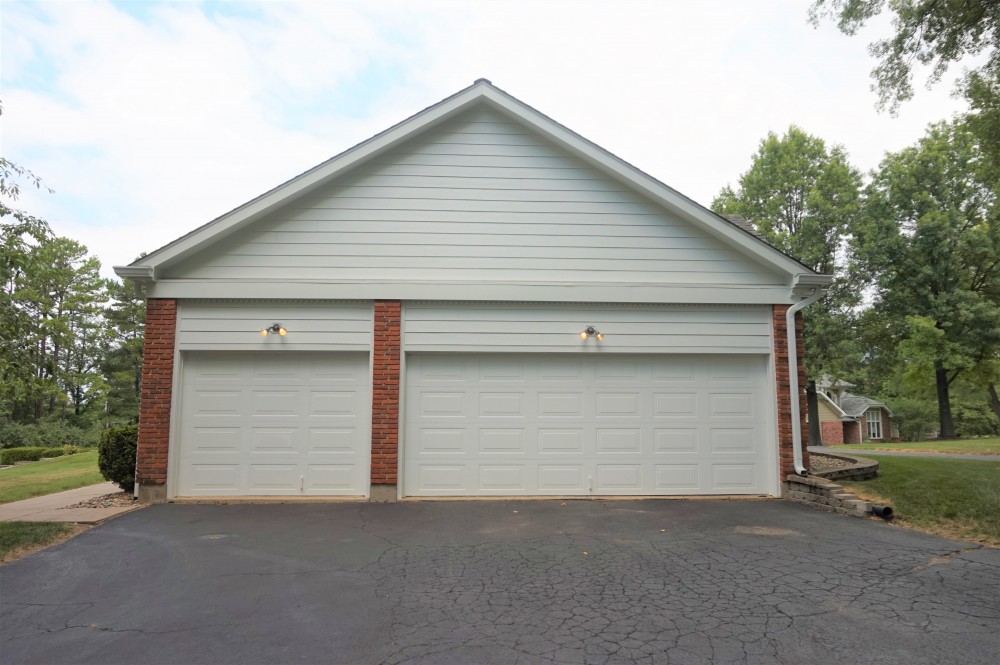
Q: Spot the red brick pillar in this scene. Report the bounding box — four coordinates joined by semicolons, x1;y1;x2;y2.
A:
137;298;176;503
371;300;401;500
773;305;809;481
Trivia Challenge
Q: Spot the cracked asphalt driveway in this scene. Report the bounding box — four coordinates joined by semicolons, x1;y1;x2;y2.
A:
1;500;998;665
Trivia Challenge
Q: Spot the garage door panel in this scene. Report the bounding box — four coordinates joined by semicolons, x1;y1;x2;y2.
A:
307;428;359;451
654;428;698;452
537;465;585;493
419;465;466;491
179;352;369;497
654;464;700;490
653;393;698;417
596;464;643;491
538;392;583;418
479;429;525;454
479;465;526;491
712;464;757;489
537;429;583;453
596;428;642;453
710;428;756;452
405;353;773;496
479;393;524;417
306;464;358;491
187;464;241;492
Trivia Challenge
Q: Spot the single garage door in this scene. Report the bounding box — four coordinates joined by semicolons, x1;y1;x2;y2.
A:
178;352;370;497
404;354;773;496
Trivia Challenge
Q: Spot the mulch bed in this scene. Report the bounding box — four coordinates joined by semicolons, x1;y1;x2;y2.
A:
809;452;858;473
62;493;145;509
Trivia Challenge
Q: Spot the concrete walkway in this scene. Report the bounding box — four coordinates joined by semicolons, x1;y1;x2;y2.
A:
0;482;143;523
809;445;1000;461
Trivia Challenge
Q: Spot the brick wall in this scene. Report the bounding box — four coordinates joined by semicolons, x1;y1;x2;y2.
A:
773;305;809;478
137;298;176;498
820;420;844;445
371;300;401;486
844;420;862;444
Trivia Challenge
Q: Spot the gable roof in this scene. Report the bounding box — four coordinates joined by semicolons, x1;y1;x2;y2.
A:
840;393;894;418
817;391;850;420
115;79;832;294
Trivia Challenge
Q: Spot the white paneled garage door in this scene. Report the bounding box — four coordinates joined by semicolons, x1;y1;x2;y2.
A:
177;352;370;497
404;354;774;496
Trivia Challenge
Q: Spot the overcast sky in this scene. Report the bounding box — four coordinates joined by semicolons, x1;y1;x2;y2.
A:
1;0;972;278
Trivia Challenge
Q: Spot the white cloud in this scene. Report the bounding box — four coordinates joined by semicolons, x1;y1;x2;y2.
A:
1;0;972;278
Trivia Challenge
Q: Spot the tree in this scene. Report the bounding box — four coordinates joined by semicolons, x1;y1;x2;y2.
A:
810;0;1000;113
713;126;865;444
102;277;145;422
855;121;1000;437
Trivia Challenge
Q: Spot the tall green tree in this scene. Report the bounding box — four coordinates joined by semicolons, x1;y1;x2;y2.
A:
713;126;864;444
810;0;1000;112
102;277;145;423
855;121;1000;437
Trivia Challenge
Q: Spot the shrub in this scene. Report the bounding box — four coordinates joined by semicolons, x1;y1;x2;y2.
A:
0;423;42;449
0;422;99;449
62;445;81;456
98;424;138;492
0;447;67;465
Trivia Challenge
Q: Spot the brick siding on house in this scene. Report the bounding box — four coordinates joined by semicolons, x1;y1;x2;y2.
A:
820;420;845;445
137;298;176;492
371;300;401;485
844;420;862;444
773;305;809;479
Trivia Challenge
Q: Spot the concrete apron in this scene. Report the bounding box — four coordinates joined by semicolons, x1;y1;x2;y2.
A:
0;482;143;524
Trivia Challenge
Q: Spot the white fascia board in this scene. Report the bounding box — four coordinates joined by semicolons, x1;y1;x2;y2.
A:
130;82;495;273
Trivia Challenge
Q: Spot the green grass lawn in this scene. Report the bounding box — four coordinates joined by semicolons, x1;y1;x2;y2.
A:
842;455;1000;546
0;450;104;504
0;521;73;561
828;437;1000;455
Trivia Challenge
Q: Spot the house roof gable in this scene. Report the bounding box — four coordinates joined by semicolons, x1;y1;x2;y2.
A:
116;79;831;289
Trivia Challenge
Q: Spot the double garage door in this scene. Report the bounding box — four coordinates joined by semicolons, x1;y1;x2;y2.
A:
176;352;773;497
404;354;773;496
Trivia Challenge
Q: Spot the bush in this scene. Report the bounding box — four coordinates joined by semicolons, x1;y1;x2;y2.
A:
0;447;67;465
0;422;99;449
98;424;138;492
62;445;81;456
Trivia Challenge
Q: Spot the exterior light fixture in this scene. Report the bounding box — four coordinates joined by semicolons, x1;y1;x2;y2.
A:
260;323;287;337
580;326;604;341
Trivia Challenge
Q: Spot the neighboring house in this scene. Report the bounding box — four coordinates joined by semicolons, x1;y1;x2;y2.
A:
115;80;831;503
815;376;898;444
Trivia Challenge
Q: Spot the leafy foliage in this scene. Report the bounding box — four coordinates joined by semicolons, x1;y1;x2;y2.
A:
810;0;1000;113
855;121;1000;436
0;446;66;465
98;423;137;492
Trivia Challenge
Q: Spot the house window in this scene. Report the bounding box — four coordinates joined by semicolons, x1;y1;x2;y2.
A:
866;409;882;439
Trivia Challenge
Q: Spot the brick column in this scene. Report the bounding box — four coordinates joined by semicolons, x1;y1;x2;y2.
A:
371;300;401;500
773;305;809;480
137;298;176;503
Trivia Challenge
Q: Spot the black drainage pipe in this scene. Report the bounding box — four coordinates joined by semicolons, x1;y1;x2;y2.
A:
871;505;893;520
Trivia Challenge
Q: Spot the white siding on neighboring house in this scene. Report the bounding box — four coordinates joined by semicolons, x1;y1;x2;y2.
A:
163;108;786;294
403;303;773;355
176;301;372;352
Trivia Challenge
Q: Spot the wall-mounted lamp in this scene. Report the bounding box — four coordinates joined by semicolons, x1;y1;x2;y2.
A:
579;326;604;341
260;323;287;337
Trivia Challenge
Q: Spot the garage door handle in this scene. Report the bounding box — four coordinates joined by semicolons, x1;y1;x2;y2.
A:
300;475;304;492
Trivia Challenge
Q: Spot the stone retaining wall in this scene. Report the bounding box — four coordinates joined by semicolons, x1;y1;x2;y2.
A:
783;474;872;518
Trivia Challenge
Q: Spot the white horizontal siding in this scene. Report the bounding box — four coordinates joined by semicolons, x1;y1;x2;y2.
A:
403;303;772;354
176;301;371;351
164;107;786;294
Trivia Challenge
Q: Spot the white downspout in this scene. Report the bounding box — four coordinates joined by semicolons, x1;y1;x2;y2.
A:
786;288;824;475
